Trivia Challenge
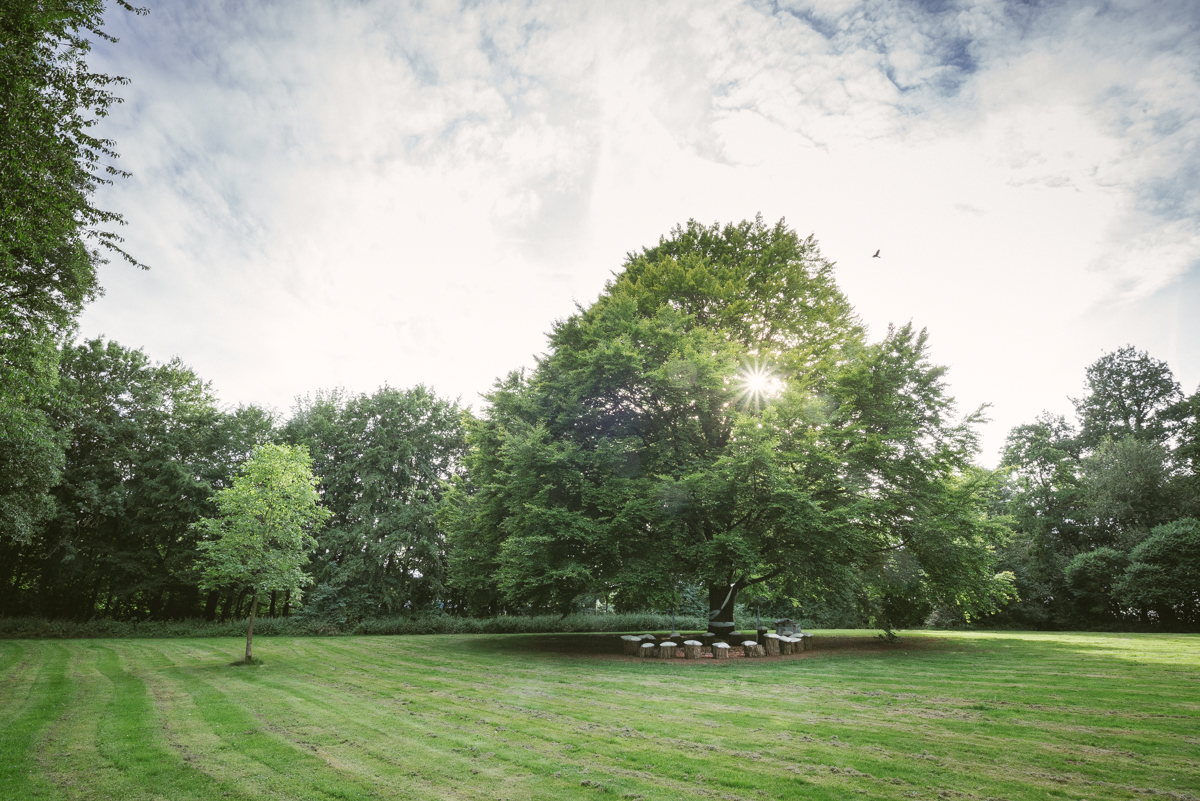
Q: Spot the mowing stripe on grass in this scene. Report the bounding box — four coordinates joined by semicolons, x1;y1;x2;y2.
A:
0;642;73;799
85;644;247;800
159;656;393;801
7;632;1197;801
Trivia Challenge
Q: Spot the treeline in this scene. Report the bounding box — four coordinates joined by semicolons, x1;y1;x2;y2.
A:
0;339;467;623
979;347;1200;629
3;337;1195;630
3;4;1198;633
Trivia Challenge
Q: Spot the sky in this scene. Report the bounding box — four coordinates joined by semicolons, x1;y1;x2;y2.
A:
81;0;1200;466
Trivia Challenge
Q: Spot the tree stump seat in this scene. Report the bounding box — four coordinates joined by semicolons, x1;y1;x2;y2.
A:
742;640;764;657
683;640;702;659
712;642;731;659
639;642;657;657
657;641;677;659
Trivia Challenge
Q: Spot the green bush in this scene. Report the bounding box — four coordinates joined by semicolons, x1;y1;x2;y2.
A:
1065;547;1129;623
0;612;708;640
1116;518;1200;626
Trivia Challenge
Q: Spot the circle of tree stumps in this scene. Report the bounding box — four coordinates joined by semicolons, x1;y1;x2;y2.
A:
620;632;810;659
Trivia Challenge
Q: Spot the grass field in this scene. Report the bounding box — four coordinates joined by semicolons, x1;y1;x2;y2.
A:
1;631;1197;801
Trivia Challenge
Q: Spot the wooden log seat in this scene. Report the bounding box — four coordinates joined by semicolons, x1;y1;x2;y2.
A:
742;640;764;658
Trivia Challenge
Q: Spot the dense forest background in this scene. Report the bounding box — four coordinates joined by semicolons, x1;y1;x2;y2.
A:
1;334;1197;631
2;2;1197;632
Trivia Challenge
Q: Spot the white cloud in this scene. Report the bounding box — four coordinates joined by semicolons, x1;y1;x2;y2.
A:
82;0;1200;463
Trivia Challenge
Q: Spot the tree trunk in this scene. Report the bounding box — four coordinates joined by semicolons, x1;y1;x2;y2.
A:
203;591;219;621
269;590;277;618
234;588;249;619
82;578;101;622
245;590;258;663
282;589;291;617
149;588;166;620
707;583;739;639
708;583;738;624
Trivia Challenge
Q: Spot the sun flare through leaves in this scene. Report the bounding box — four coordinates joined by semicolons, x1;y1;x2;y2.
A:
736;360;783;412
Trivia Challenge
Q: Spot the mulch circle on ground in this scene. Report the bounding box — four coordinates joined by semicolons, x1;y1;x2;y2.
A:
486;633;954;662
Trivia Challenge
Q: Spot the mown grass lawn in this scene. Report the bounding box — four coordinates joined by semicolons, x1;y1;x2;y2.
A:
1;630;1197;801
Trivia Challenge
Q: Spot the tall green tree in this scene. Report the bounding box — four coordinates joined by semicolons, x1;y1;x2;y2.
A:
194;444;329;662
1115;519;1200;627
1081;436;1173;547
283;386;466;621
1;0;146;543
0;339;274;620
448;218;1014;633
994;414;1086;626
1073;346;1182;449
1164;389;1200;520
996;347;1198;629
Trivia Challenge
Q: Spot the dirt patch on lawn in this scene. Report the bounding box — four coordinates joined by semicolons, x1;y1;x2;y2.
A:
473;633;955;664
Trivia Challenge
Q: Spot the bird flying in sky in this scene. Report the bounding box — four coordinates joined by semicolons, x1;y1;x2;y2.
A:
872;250;881;258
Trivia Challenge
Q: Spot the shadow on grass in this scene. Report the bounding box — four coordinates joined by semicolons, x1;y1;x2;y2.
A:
457;631;961;661
227;656;266;667
928;629;1200;668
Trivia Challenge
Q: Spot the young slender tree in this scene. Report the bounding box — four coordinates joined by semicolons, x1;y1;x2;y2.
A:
194;444;329;662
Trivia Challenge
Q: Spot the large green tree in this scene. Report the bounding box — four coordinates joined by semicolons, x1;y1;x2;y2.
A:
1073;346;1182;449
0;339;274;620
448;218;1013;633
994;414;1091;626
194;443;329;662
0;0;146;543
996;347;1199;628
1115;519;1200;627
283;386;466;622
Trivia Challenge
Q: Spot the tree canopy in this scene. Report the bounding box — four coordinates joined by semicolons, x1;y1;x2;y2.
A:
995;346;1199;629
283;386;467;622
1;0;145;545
194;443;329;660
0;339;275;620
448;217;1014;632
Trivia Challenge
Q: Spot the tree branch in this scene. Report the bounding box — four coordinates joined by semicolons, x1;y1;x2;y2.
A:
736;565;786;589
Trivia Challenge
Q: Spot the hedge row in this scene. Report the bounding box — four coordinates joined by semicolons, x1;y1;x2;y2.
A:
0;612;714;640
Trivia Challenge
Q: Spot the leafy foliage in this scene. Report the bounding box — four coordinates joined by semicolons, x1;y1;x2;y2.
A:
282;386;466;621
194;443;329;600
448;218;1013;632
0;0;145;544
992;347;1199;629
0;339;274;620
1073;346;1182;449
1115;519;1200;626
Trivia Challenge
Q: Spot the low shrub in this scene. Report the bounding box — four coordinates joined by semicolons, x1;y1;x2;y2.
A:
0;612;709;640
